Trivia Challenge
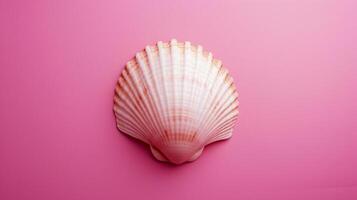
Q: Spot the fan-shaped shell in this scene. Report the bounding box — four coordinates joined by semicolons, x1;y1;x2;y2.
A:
114;39;239;164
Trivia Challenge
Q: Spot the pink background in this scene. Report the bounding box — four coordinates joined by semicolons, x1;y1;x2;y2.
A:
1;0;357;199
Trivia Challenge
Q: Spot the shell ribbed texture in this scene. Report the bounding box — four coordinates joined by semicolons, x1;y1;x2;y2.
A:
114;39;239;164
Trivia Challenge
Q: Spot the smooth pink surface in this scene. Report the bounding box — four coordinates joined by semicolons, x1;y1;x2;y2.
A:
1;0;357;199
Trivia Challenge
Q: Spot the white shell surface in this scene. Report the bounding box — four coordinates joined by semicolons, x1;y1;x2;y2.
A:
114;39;239;164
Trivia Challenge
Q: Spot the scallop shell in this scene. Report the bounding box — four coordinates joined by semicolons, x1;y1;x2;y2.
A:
114;39;239;164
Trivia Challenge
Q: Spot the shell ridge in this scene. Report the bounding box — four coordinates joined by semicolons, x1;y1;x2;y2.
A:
180;42;189;142
201;80;237;144
207;129;233;144
195;65;226;138
157;41;171;145
136;52;167;144
204;86;239;140
190;45;202;141
116;119;149;143
115;73;153;141
194;64;229;141
170;39;178;138
194;53;218;141
206;112;238;143
145;46;168;145
125;62;158;142
202;71;235;122
114;99;148;139
209;89;238;127
183;45;196;142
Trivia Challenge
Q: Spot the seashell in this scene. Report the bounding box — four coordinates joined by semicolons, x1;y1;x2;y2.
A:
114;39;239;164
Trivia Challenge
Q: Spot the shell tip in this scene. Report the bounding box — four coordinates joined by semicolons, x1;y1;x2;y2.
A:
170;39;178;45
197;45;203;51
135;52;141;59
